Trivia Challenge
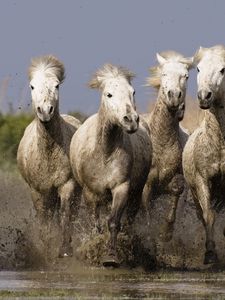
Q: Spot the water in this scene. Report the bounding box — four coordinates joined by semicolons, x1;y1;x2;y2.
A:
1;267;225;299
2;172;225;299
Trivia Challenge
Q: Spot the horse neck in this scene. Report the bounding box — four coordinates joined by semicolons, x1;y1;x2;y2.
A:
150;92;179;147
205;100;225;139
36;111;63;150
96;106;123;159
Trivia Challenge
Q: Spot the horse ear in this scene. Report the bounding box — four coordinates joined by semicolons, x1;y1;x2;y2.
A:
193;46;207;66
156;53;167;65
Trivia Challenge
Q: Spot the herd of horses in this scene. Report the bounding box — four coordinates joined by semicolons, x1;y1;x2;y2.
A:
17;44;225;268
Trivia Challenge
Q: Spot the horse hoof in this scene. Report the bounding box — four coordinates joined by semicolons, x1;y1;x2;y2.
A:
102;255;120;268
204;251;218;264
58;246;73;258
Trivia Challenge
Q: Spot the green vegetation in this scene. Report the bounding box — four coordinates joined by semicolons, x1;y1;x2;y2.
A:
0;113;33;168
0;111;87;169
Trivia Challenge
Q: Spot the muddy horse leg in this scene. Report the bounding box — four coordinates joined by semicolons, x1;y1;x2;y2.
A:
58;179;76;258
31;188;53;223
142;169;157;225
161;174;184;242
83;187;102;234
195;174;217;264
127;190;142;226
102;182;129;268
30;188;54;256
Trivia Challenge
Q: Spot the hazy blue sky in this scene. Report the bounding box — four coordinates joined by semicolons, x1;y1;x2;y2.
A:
0;0;224;114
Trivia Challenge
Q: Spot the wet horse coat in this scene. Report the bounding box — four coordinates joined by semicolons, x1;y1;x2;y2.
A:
17;55;81;258
183;45;225;264
70;64;152;267
143;51;193;241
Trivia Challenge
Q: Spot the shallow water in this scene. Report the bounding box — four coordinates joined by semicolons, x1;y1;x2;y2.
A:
1;267;225;299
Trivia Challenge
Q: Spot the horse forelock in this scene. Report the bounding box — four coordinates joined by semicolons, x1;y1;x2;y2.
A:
89;63;135;89
28;55;65;83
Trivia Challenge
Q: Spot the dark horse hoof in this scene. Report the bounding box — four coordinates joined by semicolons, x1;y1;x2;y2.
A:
102;255;120;268
204;251;218;264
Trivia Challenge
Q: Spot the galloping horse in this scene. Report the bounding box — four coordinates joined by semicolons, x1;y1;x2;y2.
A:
70;64;152;267
17;55;81;258
143;51;193;241
183;45;225;264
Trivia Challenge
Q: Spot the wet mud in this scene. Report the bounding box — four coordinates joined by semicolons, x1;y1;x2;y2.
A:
1;170;225;271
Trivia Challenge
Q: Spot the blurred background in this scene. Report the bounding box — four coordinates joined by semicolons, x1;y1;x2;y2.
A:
0;0;224;168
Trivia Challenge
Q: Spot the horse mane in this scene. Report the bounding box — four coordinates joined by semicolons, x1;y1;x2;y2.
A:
89;63;135;89
194;45;225;65
146;51;193;90
28;55;65;83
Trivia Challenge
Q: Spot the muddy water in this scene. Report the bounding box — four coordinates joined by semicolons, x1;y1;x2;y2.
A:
1;268;225;299
3;171;225;298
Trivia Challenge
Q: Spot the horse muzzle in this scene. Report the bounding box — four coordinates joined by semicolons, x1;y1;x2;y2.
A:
122;113;139;134
198;90;213;109
36;105;54;122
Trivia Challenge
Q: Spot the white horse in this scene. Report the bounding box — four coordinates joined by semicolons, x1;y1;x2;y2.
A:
143;51;193;241
70;64;152;267
183;45;225;264
17;55;81;258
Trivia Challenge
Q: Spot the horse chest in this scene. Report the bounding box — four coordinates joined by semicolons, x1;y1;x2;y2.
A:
25;147;70;191
81;155;129;195
156;144;182;181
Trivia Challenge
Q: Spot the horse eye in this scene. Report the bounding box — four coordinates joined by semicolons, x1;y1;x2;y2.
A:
107;93;112;98
133;91;135;96
55;84;59;89
185;74;189;79
30;85;34;90
197;67;200;73
220;68;225;75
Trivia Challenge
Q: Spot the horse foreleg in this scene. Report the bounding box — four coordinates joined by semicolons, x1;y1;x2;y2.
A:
58;179;75;258
31;188;51;223
161;174;184;242
103;182;129;267
83;187;102;234
142;168;157;224
127;190;142;226
195;174;217;264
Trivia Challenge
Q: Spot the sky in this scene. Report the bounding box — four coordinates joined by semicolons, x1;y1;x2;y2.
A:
0;0;225;115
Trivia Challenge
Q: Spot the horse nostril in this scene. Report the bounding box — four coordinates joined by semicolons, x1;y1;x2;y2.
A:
178;91;182;99
123;115;130;123
168;91;172;99
49;106;54;114
37;107;42;114
206;92;212;100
